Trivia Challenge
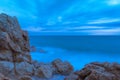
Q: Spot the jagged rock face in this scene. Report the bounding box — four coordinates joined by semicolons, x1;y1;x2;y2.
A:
65;62;120;80
0;13;31;62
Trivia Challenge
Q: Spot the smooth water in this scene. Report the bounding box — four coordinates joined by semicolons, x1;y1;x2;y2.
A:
30;36;120;70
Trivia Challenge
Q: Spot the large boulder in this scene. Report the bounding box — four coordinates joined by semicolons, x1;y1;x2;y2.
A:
65;62;120;80
0;13;31;62
34;59;74;79
0;61;35;80
35;63;54;78
0;61;14;76
16;62;34;76
52;59;73;75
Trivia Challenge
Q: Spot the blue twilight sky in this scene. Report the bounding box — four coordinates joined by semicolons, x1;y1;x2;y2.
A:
0;0;120;35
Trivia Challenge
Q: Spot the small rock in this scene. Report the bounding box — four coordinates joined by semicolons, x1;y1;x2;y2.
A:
30;46;36;52
39;48;47;53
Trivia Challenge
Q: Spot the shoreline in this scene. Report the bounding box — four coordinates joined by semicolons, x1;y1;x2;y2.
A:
0;13;120;80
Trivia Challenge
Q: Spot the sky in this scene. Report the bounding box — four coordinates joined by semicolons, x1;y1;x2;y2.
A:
0;0;120;35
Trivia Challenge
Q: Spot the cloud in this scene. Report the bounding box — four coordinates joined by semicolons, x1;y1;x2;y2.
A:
88;18;120;24
58;16;62;22
107;0;120;5
23;27;45;32
82;28;120;35
66;26;105;30
62;21;79;25
0;0;120;35
46;21;56;26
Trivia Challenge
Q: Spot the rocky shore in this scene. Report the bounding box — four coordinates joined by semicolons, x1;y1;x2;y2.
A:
65;62;120;80
0;13;120;80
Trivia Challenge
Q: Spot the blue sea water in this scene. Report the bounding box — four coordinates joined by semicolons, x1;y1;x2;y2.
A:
30;36;120;70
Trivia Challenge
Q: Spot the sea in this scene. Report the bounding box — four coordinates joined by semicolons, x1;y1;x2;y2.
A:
30;35;120;70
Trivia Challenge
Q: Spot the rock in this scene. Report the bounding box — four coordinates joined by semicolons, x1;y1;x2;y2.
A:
32;61;45;69
64;73;79;80
0;73;11;80
65;62;120;80
16;62;34;76
30;46;36;52
0;50;13;61
35;63;54;78
0;61;14;76
0;32;10;50
0;13;75;80
15;53;30;62
39;48;47;53
52;59;73;75
19;76;32;80
0;13;32;79
0;13;31;62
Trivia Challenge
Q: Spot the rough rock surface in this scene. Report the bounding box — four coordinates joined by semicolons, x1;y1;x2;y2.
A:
16;62;34;76
0;73;11;80
0;61;14;76
65;62;120;80
19;76;32;80
0;13;33;80
0;13;33;79
33;59;73;79
52;59;73;75
0;13;31;62
35;63;54;78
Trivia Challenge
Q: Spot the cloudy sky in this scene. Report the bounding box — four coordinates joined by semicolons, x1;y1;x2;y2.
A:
0;0;120;35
